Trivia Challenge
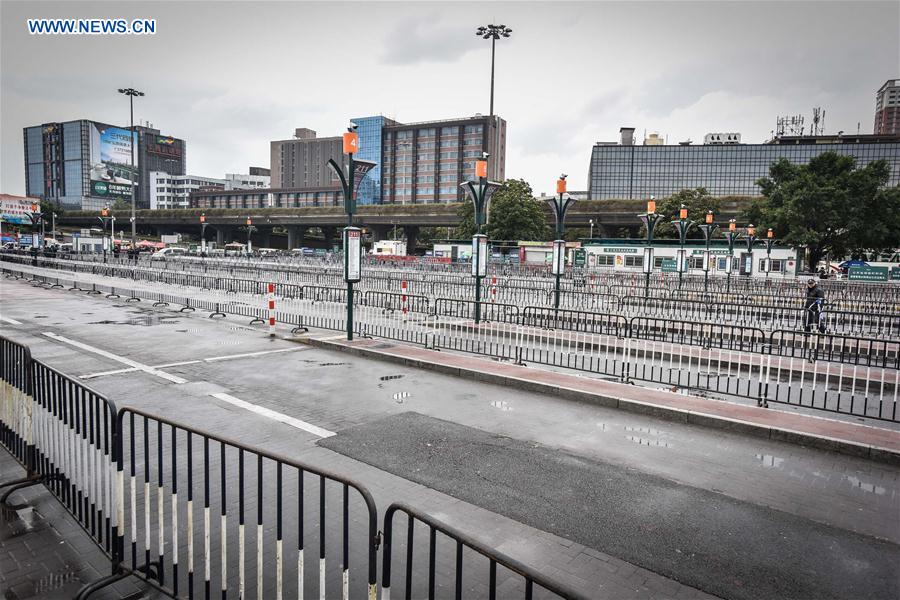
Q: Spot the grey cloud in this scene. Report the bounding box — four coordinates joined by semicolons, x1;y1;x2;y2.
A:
379;16;477;65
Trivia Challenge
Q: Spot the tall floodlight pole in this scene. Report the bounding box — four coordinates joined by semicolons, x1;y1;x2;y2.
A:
547;174;576;309
328;124;376;341
697;210;718;293
670;203;694;290
744;224;757;278
475;24;512;117
460;153;501;324
723;219;740;293
637;197;664;299
763;228;776;278
118;87;144;251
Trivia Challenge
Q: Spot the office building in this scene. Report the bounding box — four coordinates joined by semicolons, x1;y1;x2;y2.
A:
225;169;270;190
23;120;184;211
875;79;900;135
381;114;506;204
267;113;507;206
587;128;900;199
270;128;345;192
150;173;225;209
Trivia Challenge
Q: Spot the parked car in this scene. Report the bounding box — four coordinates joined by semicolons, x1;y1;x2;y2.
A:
150;247;187;260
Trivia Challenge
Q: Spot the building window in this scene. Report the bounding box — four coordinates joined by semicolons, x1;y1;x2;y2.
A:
624;256;644;268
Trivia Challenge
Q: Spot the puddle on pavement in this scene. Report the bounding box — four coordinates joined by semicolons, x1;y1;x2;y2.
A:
626;435;670;447
490;400;513;411
379;375;404;381
28;567;82;597
755;454;786;468
217;340;244;346
33;315;48;319
844;475;887;495
318;362;348;367
176;328;202;333
86;315;180;327
393;392;411;404
0;505;38;539
596;423;609;431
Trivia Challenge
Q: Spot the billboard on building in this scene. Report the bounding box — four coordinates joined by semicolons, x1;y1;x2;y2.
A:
89;121;138;199
0;195;36;225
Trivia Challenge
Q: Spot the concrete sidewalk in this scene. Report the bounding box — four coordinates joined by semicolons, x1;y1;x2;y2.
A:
303;335;900;464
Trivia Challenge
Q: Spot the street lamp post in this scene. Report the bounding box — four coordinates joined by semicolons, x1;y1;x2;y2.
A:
589;219;594;239
547;174;576;310
637;197;664;299
460;153;501;324
199;213;209;256
98;205;112;262
763;228;776;278
118;87;144;251
475;24;512;117
697;210;718;293
244;217;256;254
744;225;757;278
670;203;694;289
28;203;43;264
327;124;375;341
723;219;741;293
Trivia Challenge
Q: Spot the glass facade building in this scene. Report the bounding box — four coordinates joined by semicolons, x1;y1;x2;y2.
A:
588;135;900;199
351;115;393;205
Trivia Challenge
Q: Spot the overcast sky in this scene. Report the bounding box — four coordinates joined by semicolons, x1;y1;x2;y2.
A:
2;1;898;197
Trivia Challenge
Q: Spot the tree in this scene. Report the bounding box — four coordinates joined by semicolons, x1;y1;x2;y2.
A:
745;152;899;270
638;188;722;239
455;179;550;241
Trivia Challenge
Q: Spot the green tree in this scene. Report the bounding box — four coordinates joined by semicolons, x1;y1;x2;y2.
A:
454;179;549;240
639;188;722;239
745;152;899;270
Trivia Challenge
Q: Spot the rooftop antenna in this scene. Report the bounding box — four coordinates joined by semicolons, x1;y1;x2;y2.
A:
811;107;826;136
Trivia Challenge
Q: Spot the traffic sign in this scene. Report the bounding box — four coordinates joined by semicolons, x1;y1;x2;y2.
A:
573;248;586;267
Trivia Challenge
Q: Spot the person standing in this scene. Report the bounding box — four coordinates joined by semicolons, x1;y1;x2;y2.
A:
804;279;826;333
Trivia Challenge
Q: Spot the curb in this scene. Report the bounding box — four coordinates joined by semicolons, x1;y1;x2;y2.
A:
298;336;900;466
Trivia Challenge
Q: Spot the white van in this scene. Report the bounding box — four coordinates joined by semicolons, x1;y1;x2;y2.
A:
151;247;187;260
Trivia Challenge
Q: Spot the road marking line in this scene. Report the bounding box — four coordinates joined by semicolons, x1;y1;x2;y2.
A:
204;347;301;363
0;316;23;325
210;392;335;438
80;367;140;380
43;332;188;384
154;360;202;368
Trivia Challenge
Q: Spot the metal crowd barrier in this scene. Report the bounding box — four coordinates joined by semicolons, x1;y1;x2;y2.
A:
0;335;587;600
381;503;589;600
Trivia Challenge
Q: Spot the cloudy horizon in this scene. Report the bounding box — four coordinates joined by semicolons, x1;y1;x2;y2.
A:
2;0;898;197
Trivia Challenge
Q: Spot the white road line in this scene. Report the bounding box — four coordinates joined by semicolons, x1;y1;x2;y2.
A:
210;392;335;438
77;349;303;380
0;316;23;325
204;347;302;362
80;367;140;380
43;332;188;384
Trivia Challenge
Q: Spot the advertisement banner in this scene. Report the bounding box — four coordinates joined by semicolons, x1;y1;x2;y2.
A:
89;122;138;199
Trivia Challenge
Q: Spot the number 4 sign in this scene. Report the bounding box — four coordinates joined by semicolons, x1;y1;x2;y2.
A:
343;132;358;154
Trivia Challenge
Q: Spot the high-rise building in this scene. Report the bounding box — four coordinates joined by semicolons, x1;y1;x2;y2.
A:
874;79;900;135
268;114;507;205
381;114;506;204
587;129;900;200
270;129;344;191
23;120;184;211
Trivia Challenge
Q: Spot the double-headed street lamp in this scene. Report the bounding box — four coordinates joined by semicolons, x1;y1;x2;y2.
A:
744;225;757;278
327;124;376;340
199;213;209;255
723;219;741;293
637;197;664;299
98;205;113;262
461;153;501;324
762;228;776;278
670;204;694;289
118;87;143;250
547;174;576;309
697;210;718;293
475;24;512;117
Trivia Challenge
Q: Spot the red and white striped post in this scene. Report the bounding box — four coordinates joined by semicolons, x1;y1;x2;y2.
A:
400;280;409;319
490;276;497;303
266;282;276;336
